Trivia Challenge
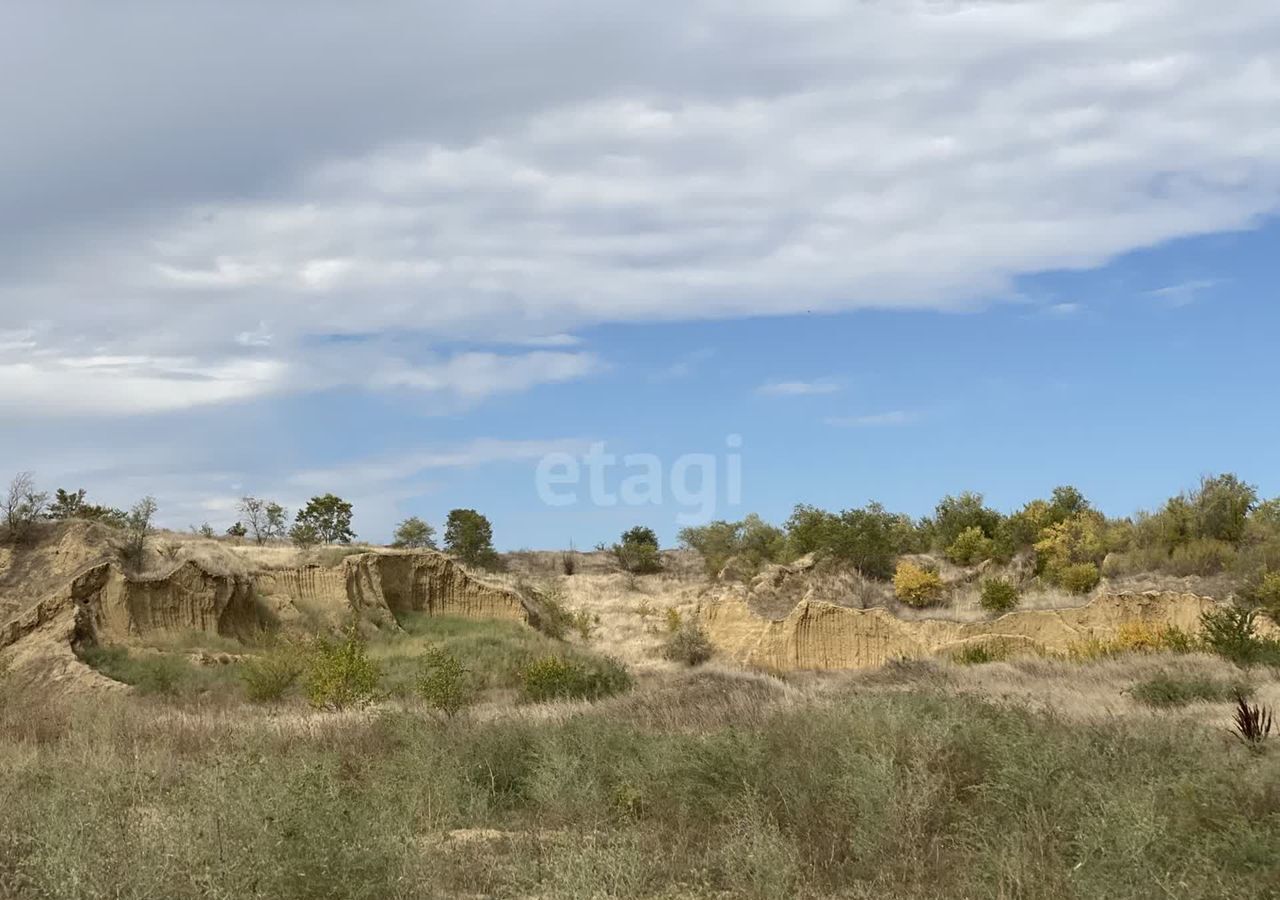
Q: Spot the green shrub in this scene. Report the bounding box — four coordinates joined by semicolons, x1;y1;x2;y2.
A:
1168;538;1237;576
979;578;1020;614
1199;607;1280;667
133;655;187;696
946;526;996;566
304;625;381;710
613;526;663;574
521;655;633;703
1239;571;1280;620
530;583;575;640
952;642;1012;665
240;650;302;704
662;623;714;666
893;561;944;607
1055;562;1100;595
1130;674;1247;708
415;646;474;717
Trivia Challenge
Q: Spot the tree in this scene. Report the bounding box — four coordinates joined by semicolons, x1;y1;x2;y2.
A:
444;509;500;569
392;516;437;549
4;472;48;542
120;496;158;566
226;522;248;539
45;488;127;527
613;526;663;574
238;497;290;544
933;492;1003;550
293;494;355;545
1192;473;1257;545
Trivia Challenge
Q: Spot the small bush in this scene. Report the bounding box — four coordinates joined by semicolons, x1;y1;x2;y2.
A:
1168;538;1237;576
531;583;575;640
946;526;997;566
893;561;944;607
1239;571;1280;620
664;607;683;633
571;609;598;641
521;655;633;703
1200;606;1280;667
240;650;303;704
304;625;381;710
1068;622;1193;660
1131;674;1246;708
953;642;1012;665
415;647;474;718
1055;562;1100;595
662;623;714;667
979;578;1020;614
134;655;187;697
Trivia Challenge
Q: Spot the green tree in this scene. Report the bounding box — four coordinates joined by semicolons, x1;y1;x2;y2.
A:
238;497;290;544
120;496;158;566
1192;473;1257;545
392;516;437;549
294;494;355;545
444;509;500;569
933;492;1003;550
613;526;663;574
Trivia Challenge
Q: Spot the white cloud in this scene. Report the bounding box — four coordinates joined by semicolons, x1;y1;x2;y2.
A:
1147;279;1219;306
1044;302;1083;316
0;355;288;416
825;411;919;428
290;437;593;491
2;0;1279;419
758;379;842;397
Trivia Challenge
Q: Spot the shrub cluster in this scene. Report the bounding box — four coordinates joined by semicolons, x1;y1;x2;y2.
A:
661;622;714;666
520;655;633;703
893;561;944;607
979;578;1020;614
304;625;381;710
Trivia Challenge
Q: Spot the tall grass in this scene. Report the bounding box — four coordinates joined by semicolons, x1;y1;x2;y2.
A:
1;681;1278;899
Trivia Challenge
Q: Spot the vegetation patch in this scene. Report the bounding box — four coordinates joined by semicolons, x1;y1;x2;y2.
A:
1130;673;1248;708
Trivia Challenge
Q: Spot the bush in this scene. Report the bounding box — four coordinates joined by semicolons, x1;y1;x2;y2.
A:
680;515;788;578
662;623;714;667
1168;538;1237;576
1067;622;1193;660
946;526;996;566
240;651;303;704
521;655;633;703
1055;562;1100;595
785;502;912;580
953;642;1012;665
304;625;381;710
1239;571;1280;620
979;578;1020;614
1130;674;1246;708
613;526;663;574
1199;607;1280;667
932;492;1003;551
893;561;944;607
416;647;474;717
530;583;574;640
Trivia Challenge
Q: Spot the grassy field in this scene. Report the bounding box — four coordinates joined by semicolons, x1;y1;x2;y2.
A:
2;656;1279;899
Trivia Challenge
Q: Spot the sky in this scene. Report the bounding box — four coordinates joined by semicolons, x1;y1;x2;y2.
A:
2;0;1279;548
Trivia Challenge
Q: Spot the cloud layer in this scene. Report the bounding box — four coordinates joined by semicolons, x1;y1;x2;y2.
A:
3;1;1279;414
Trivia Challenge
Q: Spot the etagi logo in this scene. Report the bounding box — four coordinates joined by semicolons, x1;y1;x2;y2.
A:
535;436;743;525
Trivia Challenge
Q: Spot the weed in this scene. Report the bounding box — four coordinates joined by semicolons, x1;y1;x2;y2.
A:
1232;690;1274;747
662;622;714;666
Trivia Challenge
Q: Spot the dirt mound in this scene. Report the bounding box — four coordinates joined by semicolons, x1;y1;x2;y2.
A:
0;527;533;692
700;591;1227;671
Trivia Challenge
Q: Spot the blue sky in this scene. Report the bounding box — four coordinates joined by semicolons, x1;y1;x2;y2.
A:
2;2;1278;548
